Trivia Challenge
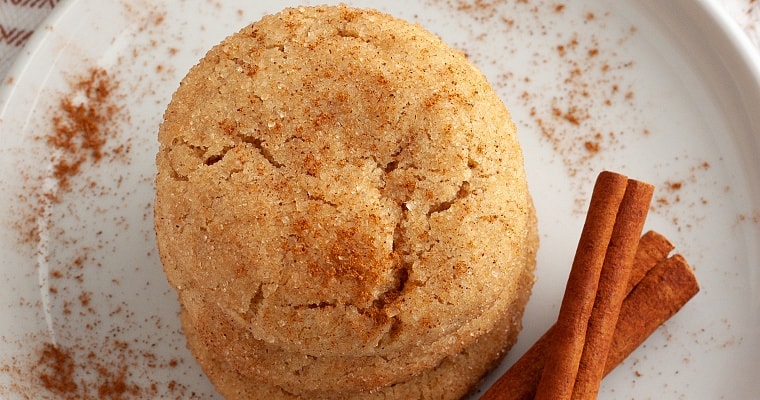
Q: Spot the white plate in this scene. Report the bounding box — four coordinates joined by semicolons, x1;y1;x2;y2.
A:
1;0;758;398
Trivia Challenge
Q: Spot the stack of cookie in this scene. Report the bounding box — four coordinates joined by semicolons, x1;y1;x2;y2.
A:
154;5;538;399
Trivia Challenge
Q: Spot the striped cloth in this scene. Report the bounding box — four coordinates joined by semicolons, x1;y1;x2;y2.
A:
0;0;60;79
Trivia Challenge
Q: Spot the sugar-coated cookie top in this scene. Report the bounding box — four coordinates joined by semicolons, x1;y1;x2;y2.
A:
155;4;535;358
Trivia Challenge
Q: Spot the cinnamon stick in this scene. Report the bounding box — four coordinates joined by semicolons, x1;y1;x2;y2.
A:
571;179;654;399
480;230;671;400
626;231;674;294
604;254;699;373
479;248;698;400
534;171;629;400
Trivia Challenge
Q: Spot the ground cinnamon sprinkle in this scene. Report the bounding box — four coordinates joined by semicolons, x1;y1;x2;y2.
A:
34;343;79;396
430;0;643;199
0;2;210;399
46;68;122;195
11;67;124;245
30;341;165;400
4;63;190;400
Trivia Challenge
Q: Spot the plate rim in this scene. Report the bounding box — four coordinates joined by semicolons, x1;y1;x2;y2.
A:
0;0;759;398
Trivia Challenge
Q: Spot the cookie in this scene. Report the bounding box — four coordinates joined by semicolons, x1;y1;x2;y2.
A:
179;211;534;394
180;258;533;400
154;4;538;398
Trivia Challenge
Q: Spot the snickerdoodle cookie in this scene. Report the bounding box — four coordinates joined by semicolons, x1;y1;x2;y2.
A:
180;264;533;399
155;4;537;399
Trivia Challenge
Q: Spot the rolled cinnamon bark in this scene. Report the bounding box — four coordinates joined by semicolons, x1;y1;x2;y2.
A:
534;171;629;400
625;231;674;294
604;254;699;373
571;179;654;399
480;248;698;400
